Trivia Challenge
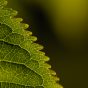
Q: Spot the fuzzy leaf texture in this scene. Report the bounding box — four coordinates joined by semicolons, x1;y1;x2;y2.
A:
0;0;63;88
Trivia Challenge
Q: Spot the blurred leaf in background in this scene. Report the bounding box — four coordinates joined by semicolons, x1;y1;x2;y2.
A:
7;0;88;88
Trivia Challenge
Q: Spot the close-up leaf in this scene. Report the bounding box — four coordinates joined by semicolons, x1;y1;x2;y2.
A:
0;0;62;88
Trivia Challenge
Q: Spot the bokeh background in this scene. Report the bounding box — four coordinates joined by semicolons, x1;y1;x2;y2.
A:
7;0;88;88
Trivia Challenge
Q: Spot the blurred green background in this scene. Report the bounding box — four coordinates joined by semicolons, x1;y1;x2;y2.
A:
7;0;88;88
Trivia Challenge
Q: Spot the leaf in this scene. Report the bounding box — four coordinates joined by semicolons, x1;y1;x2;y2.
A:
0;0;63;88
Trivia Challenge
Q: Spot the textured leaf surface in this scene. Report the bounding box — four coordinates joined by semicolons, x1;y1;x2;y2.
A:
0;0;63;88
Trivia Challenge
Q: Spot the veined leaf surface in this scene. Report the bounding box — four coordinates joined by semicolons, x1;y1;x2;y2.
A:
0;0;63;88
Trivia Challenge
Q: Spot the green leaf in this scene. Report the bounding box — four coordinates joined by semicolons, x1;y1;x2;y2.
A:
0;0;63;88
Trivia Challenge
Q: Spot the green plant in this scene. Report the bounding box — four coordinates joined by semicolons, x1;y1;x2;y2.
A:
0;0;62;88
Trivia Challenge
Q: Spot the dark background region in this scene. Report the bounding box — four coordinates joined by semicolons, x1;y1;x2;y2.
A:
7;0;88;88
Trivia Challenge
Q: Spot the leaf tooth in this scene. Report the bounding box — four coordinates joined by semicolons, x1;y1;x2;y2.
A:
42;63;51;69
24;30;32;38
43;56;50;61
30;43;44;51
10;10;18;17
8;9;18;17
24;30;32;36
55;83;63;88
27;36;37;42
49;70;56;75
52;76;60;82
32;51;45;58
41;56;49;62
14;18;23;23
38;51;45;56
21;23;29;30
29;54;49;62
